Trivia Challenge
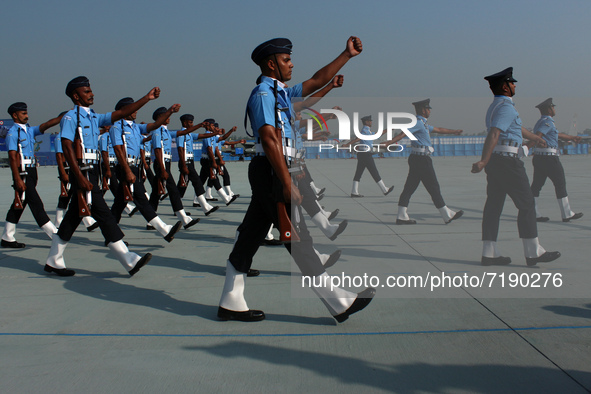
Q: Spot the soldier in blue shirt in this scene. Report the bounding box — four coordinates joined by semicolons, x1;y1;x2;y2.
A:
45;76;160;277
342;115;394;198
198;120;237;205
213;124;242;199
384;99;464;225
471;68;560;267
176;113;219;215
1;103;61;248
109;98;183;243
529;98;583;223
218;37;375;323
148;107;202;229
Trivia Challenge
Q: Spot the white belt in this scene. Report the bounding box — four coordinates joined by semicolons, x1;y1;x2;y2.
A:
255;144;298;158
186;153;194;160
411;146;434;154
144;152;151;158
21;158;33;165
163;153;172;161
534;147;558;155
84;152;99;161
493;145;519;154
108;155;117;164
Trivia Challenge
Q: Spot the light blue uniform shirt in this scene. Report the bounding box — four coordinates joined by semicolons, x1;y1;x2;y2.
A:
99;132;115;155
60;106;112;150
533;115;559;148
247;75;302;143
408;116;434;147
201;132;218;157
110;120;148;157
360;125;376;148
485;96;523;145
6;124;41;156
152;126;178;155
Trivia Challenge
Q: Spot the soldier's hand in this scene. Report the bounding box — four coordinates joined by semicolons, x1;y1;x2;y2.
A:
537;137;547;148
288;183;303;205
573;136;582;144
126;171;136;184
333;75;344;88
346;36;363;57
240;139;246;144
230;126;237;133
181;166;189;175
61;174;70;184
79;177;93;192
161;171;169;181
454;129;463;135
471;161;486;173
169;104;181;113
14;178;26;193
147;87;161;100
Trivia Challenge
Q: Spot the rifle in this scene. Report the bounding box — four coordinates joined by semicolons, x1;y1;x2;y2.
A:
75;107;91;217
59;168;70;198
273;79;300;243
119;121;134;202
12;127;28;210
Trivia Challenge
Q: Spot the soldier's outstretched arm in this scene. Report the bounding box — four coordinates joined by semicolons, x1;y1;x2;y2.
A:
301;37;362;97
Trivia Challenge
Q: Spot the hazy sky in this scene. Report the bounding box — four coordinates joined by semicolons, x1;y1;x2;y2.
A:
2;0;590;136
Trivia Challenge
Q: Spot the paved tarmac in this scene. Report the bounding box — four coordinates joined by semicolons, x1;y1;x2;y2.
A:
0;155;590;393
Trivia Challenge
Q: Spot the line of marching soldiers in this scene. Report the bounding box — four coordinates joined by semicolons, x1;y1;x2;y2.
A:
1;77;249;277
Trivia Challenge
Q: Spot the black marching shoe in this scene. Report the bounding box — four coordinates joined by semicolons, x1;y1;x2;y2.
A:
44;264;75;277
1;239;25;248
317;194;325;201
164;221;183;243
146;224;155;230
481;256;512;266
350;193;364;198
324;250;341;269
383;186;395;196
206;197;218;202
328;209;340;221
205;206;219;216
317;187;326;196
129;253;152;276
329;220;348;241
87;222;100;232
193;202;201;208
396;219;416;225
217;306;265;322
526;251;561;266
334;287;376;323
159;193;169;201
563;213;583;222
445;210;464;224
184;218;200;230
226;195;238;206
247;269;260;277
536;216;550;222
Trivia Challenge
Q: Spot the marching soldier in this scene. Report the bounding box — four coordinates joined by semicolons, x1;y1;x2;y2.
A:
471;67;560;266
198;119;237;206
176;114;220;215
45;76;157;276
342;115;394;198
384;99;464;225
218;36;375;323
108;97;183;242
530;98;583;222
1;103;60;248
148;107;201;229
213;124;242;198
